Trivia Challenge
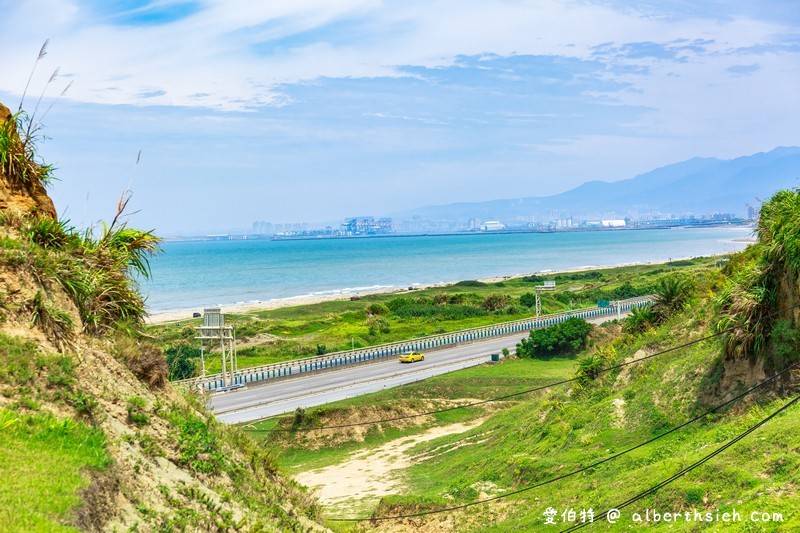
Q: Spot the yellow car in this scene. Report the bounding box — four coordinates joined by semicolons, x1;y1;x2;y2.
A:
399;351;425;363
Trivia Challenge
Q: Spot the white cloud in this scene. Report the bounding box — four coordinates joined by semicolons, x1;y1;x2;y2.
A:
3;0;795;111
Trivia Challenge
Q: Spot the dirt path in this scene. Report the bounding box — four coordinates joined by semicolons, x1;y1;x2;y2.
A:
294;418;484;514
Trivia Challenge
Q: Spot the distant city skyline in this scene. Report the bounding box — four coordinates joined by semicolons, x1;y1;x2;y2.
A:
2;1;798;235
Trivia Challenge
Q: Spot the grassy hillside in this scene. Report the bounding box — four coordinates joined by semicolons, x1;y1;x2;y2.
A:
0;104;326;531
262;251;799;532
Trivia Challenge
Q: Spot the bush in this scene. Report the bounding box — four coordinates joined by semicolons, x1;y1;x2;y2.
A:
575;354;605;384
482;293;511;311
389;300;487;320
519;292;536;308
652;275;694;318
71;390;99;420
367;316;391;336
517;317;592;358
623;305;658;334
113;337;168;389
453;280;486;287
365;302;390;316
555;271;603;281
165;344;199;380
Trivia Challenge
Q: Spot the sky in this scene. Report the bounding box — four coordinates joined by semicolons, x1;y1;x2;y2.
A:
2;0;799;235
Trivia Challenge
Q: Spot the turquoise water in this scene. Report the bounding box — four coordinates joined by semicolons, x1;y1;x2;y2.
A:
142;226;752;312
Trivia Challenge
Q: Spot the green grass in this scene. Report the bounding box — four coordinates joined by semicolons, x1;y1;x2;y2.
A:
385;311;799;531
256;357;578;474
151;257;722;375
0;409;111;532
274;286;799;531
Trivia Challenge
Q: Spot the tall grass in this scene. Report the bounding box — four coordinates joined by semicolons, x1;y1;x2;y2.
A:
2;103;161;338
713;189;800;364
0;110;55;188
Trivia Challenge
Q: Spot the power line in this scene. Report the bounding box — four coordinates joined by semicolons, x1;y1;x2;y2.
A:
248;303;799;433
559;393;800;532
324;361;800;522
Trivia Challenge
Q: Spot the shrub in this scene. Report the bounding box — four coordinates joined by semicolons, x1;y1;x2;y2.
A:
517;317;592;358
453;280;486;287
165;344;199;380
447;293;467;305
0;110;54;188
519;292;536;308
555;271;603;281
367;316;391;335
575;354;605;384
432;291;449;305
113;337;168;389
652;275;693;318
623;304;658;334
482;293;511;311
365;302;390;316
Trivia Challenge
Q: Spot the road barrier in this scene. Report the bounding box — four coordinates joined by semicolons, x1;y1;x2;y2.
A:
176;296;653;392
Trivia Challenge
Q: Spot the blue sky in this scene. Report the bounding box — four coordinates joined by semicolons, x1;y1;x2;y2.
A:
2;0;799;234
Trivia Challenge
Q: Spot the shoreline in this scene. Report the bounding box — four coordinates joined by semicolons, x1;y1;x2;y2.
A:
145;255;717;325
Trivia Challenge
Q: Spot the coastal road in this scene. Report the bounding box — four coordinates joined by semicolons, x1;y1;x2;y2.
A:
211;312;628;424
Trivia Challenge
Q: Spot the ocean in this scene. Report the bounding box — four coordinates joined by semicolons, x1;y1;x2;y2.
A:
142;226;752;313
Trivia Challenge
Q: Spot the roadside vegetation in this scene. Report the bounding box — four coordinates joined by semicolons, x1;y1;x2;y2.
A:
150;258;718;376
252;211;800;531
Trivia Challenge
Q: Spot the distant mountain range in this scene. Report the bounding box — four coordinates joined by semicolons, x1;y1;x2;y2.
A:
392;146;800;221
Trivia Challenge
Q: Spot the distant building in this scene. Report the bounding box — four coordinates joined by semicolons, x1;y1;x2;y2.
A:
481;220;505;231
341;217;393;235
601;219;626;227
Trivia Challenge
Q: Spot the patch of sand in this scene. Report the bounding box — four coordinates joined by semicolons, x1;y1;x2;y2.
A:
294;418;485;513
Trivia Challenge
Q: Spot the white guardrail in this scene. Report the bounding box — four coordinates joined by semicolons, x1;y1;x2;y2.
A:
176;296;653;392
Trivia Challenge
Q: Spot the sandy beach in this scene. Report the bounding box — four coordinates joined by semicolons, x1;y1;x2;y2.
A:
144;256;714;325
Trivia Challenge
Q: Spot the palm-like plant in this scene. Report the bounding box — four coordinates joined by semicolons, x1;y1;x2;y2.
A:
73;192;161;334
652;276;693;319
713;240;778;360
575;354;605;385
623;304;657;334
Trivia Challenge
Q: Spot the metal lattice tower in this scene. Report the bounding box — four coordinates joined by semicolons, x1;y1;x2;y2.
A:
535;280;556;318
194;308;238;388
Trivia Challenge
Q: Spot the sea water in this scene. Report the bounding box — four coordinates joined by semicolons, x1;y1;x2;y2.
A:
142;226;752;312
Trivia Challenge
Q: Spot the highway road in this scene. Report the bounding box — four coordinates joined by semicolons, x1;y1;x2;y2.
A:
210;312;627;424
